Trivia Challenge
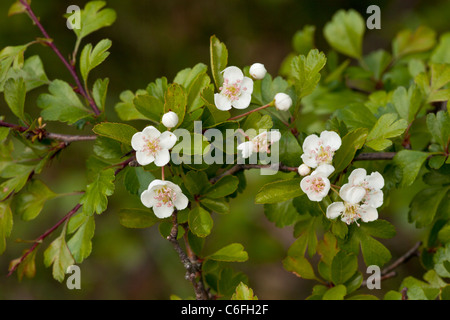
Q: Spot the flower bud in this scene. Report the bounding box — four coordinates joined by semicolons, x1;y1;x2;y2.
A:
162;111;179;129
274;93;292;111
298;164;311;176
249;63;267;80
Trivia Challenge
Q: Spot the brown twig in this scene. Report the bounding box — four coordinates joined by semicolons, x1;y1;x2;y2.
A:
167;212;209;300
19;0;101;116
227;102;273;121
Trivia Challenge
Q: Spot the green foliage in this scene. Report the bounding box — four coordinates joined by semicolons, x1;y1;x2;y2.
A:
80;168;115;216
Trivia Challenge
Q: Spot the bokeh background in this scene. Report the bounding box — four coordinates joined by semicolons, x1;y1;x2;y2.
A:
0;0;449;299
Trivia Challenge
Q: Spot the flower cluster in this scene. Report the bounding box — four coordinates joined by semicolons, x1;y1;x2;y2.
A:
299;131;384;226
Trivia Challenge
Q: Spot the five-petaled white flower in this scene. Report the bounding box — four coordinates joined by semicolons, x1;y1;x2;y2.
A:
237;130;281;159
141;179;189;219
214;66;254;111
131;126;177;167
300;164;334;202
326;168;383;225
340;168;384;209
301;131;342;171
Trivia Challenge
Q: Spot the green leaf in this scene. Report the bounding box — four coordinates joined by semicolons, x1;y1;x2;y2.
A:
204;175;239;199
210;35;228;90
67;215;95;263
74;1;116;41
0;202;13;255
218;268;248;298
207;243;248;262
37;80;92;125
347;294;378;300
0;44;29;88
282;255;317;280
92;78;109;112
392;85;423;123
80;39;112;83
133;94;164;123
363;50;392;81
360;220;397;239
440;285;450;300
164;83;187;126
394;150;429;187
291;49;327;99
332;128;368;174
292;25;315;55
255;178;303;204
409;186;450;228
80;168;115;216
123;167;154;196
3;55;49;92
336;103;377;130
13;179;57;221
200;198;230;214
174;63;211;112
114;90;147;121
278;130;302;167
183;170;210;196
92;122;138;146
231;282;258;300
416;63;450;103
264;199;299;228
427;111;450;150
392;26;436;58
4;78;26;121
431;32;450;64
366;113;408;151
322;284;347;300
12;248;37;282
0;164;34;201
188;206;213;238
8;0;29;16
433;243;450;278
118;208;159;228
43;229;75;283
323;9;365;59
331;251;358;285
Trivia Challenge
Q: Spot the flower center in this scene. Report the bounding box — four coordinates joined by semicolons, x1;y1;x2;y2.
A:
143;136;162;157
253;133;271;153
313;144;333;165
220;79;243;101
305;176;326;193
342;202;361;225
154;186;177;207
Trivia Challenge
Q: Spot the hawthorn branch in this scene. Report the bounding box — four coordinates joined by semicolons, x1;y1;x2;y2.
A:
167;212;209;300
19;0;101;116
361;241;421;288
0;120;97;143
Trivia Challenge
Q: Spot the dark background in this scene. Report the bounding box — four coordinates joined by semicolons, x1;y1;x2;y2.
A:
0;0;448;299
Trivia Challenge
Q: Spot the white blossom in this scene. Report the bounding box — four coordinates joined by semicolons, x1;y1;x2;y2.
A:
237;130;281;159
162;111;179;129
274;93;292;111
141;179;189;219
301;131;342;170
300;164;334;202
249;63;267;80
131;126;177;167
214;66;254;111
326;201;378;226
339;168;384;208
298;164;311;176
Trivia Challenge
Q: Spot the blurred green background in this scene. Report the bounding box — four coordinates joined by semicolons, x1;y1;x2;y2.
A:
0;0;449;299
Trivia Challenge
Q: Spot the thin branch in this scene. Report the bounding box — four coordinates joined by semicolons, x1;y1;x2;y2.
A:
354;152;396;161
167;212;209;300
7;203;82;277
19;0;101;115
227;102;273;121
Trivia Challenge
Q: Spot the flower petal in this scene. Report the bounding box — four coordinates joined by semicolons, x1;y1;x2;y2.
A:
320;130;342;151
136;151;155;166
359;205;378;222
140;189;156;208
268;130;281;143
366;189;383;208
154;149;171;167
131;132;146;151
301;154;318;168
366;171;384;190
153;205;174;219
148;179;164;190
142;126;161;139
223;66;244;84
214;93;232;111
348;168;367;185
312;164;335;178
240;76;254;95
326;202;345;219
237;141;253;158
159;131;178;149
232;92;252;109
340;185;366;204
174;193;189;210
302;134;320;153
